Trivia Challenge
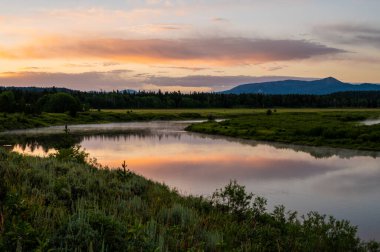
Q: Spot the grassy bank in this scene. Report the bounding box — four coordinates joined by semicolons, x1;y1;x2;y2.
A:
186;110;380;151
2;108;380;133
0;111;204;132
0;147;378;251
0;108;262;132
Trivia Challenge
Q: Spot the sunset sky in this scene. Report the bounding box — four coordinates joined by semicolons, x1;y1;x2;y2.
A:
1;0;380;92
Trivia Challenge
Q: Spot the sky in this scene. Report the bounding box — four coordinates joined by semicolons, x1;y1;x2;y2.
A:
0;0;380;92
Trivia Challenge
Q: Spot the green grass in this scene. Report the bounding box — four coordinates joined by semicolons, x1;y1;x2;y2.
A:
0;111;205;132
1;147;378;251
103;107;380;115
3;108;380;132
0;109;251;132
101;108;258;114
186;110;380;151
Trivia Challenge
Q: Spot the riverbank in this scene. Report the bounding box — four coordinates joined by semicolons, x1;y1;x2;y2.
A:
2;108;380;132
2;109;380;152
0;111;204;132
0;108;380;132
2;109;380;151
186;110;380;151
1;147;378;251
0;109;258;132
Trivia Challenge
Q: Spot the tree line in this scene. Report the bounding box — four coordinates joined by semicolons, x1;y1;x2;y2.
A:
1;87;380;114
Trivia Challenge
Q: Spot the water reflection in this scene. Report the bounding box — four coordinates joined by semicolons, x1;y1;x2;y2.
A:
2;124;380;160
2;121;380;239
361;118;380;125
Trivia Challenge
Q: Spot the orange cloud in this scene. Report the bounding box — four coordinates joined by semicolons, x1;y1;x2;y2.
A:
0;47;14;58
2;36;345;66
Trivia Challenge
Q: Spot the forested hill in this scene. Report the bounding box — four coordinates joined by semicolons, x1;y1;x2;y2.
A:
222;77;380;95
1;86;74;93
1;85;380;114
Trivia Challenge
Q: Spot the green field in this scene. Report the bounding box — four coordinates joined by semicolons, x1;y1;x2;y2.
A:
102;108;380;114
186;110;380;151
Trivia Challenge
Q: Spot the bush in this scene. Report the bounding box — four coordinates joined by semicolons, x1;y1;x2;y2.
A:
212;180;253;218
52;145;89;164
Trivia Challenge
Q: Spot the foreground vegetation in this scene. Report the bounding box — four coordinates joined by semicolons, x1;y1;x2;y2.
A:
187;110;380;151
0;147;379;251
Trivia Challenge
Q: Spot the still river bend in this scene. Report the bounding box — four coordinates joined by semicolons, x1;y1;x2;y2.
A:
2;121;380;240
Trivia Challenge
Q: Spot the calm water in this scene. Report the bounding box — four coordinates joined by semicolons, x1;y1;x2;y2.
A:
362;119;380;125
2;121;380;240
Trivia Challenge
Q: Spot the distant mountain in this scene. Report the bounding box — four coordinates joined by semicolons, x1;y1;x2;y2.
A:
121;89;137;94
221;77;380;95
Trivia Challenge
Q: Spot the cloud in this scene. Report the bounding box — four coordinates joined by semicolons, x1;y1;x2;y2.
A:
64;62;122;68
21;66;45;70
152;65;210;71
315;24;380;49
2;37;345;65
212;17;229;22
267;66;285;71
0;70;315;91
317;166;380;195
150;24;187;30
0;70;136;91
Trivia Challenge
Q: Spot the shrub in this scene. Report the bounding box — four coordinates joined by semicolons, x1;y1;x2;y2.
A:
52;145;89;164
212;180;253;218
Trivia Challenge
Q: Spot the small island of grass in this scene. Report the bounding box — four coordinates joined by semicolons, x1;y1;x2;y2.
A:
186;110;380;151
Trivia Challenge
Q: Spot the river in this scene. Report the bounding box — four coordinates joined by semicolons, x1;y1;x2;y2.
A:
2;120;380;240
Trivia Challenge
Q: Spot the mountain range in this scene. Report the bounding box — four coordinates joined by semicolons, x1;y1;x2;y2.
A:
221;77;380;95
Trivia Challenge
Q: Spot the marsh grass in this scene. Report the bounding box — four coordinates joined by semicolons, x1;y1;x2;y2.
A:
3;108;380;132
0;111;203;132
187;111;380;151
